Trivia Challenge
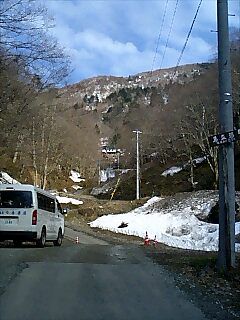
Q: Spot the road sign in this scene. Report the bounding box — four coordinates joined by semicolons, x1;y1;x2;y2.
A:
209;129;240;147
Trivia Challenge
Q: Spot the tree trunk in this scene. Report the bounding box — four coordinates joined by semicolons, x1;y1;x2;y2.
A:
32;119;38;186
12;133;23;163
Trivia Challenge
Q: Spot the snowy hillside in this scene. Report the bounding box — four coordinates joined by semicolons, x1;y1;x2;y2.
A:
90;191;240;252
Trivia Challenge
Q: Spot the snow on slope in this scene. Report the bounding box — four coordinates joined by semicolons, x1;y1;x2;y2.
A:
161;166;182;177
56;196;83;205
69;170;85;183
0;172;19;184
161;157;206;177
90;191;240;252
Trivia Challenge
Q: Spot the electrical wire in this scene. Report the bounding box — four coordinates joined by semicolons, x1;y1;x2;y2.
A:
150;0;169;74
159;0;179;70
165;0;203;100
174;0;203;72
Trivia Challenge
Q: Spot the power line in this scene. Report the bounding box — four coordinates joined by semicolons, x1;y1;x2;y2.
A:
174;0;203;71
165;0;203;99
159;0;179;70
150;0;169;74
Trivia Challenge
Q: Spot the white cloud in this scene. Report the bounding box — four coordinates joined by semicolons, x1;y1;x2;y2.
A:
43;0;240;83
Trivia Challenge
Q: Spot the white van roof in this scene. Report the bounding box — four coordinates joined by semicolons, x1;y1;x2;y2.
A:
0;184;56;199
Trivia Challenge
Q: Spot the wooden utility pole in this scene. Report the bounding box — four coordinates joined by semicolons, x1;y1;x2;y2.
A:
217;0;236;270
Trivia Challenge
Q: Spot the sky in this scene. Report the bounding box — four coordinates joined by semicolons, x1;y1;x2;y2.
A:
44;0;240;84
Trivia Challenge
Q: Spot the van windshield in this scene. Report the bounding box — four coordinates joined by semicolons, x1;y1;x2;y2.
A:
0;191;33;208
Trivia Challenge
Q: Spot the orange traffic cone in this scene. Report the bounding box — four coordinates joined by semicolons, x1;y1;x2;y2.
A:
144;231;150;246
76;236;79;244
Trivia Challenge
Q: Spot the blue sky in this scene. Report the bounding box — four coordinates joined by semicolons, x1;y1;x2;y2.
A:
44;0;239;84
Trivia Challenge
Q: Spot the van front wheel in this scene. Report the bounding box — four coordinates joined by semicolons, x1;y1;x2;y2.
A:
37;228;46;248
53;229;62;247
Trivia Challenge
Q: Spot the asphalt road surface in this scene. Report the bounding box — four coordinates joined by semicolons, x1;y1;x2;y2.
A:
0;229;208;320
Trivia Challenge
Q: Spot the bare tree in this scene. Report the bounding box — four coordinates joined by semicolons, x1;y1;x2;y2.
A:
0;0;70;88
180;102;219;187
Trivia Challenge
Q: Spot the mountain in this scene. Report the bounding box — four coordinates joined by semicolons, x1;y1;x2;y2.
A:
57;63;210;113
54;62;214;168
49;60;240;199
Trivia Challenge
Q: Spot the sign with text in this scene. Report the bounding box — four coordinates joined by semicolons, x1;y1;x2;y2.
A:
209;129;240;147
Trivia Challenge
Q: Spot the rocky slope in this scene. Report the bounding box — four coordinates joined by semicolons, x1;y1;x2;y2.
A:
58;63;210;113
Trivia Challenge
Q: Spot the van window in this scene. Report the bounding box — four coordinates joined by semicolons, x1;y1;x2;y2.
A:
37;193;55;213
0;191;33;208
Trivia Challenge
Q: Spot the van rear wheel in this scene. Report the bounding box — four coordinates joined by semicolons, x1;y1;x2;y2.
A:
53;229;62;247
37;228;46;248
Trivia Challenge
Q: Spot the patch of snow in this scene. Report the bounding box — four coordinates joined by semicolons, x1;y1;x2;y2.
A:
56;196;83;205
0;172;20;184
193;157;206;164
161;156;206;177
161;166;182;177
69;170;85;183
143;196;162;208
120;169;133;175
162;94;168;105
150;152;159;158
72;185;83;191
100;168;115;183
90;192;240;252
91;182;112;196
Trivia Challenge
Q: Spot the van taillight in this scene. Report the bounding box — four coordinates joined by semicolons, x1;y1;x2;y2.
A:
32;210;37;225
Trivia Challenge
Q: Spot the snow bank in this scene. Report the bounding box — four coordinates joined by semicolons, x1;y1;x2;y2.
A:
90;193;240;252
56;196;83;205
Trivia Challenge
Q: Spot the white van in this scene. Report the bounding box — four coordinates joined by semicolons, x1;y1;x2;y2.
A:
0;184;65;247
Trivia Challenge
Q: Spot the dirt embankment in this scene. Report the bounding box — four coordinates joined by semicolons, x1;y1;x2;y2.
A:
65;195;146;226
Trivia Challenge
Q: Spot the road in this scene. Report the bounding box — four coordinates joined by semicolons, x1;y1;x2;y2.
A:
0;228;208;320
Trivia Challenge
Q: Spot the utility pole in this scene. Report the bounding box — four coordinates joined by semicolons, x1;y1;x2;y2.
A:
133;130;142;200
98;160;101;186
117;151;120;170
217;0;236;270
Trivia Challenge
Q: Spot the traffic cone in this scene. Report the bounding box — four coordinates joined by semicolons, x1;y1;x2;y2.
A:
76;236;79;244
144;231;150;246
